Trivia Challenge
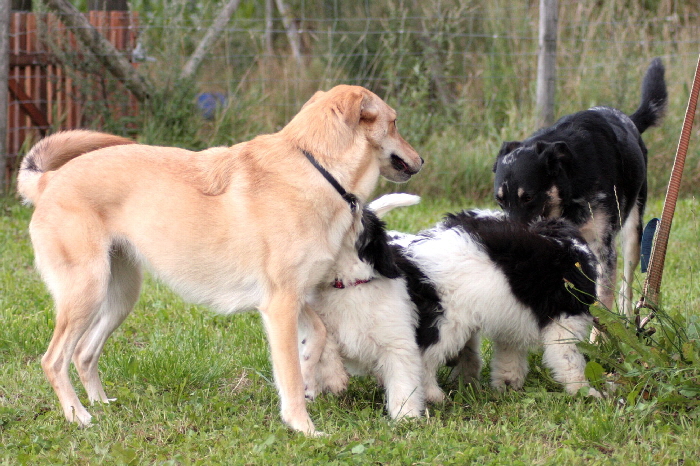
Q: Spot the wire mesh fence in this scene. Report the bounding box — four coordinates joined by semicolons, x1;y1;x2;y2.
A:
7;0;700;196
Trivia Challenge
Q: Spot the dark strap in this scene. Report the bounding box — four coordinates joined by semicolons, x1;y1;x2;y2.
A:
303;149;358;213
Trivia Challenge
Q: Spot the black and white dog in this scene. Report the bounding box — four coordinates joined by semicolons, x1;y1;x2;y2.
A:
299;194;427;419
299;194;601;420
492;58;667;314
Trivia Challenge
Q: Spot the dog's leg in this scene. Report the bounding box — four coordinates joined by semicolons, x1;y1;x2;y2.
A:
314;333;349;395
378;346;425;419
489;342;529;391
591;232;617;312
588;231;617;342
618;203;642;316
541;316;602;398
447;334;482;385
38;252;111;426
73;249;142;404
298;307;328;400
260;292;315;435
421;348;446;403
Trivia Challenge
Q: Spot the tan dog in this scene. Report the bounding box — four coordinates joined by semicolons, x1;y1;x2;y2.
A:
16;85;422;435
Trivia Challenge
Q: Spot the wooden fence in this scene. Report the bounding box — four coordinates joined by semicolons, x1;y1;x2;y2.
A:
6;11;139;180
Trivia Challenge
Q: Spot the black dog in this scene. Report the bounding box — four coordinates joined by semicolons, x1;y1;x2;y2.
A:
492;58;667;314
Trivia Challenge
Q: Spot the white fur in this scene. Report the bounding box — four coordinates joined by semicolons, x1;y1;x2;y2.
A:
406;223;600;398
368;193;421;218
299;243;426;419
299;195;601;420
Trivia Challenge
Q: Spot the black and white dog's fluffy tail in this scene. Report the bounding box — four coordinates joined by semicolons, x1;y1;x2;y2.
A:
368;193;421;218
629;57;668;134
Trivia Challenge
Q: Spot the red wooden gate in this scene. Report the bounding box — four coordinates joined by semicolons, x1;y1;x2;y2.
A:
6;11;139;181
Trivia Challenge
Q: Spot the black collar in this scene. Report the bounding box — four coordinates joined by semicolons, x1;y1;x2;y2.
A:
303;149;358;213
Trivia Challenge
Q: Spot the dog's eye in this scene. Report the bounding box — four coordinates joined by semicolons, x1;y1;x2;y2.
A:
521;194;533;203
495;196;503;206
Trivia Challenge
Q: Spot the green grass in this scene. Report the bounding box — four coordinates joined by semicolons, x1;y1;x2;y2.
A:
1;194;699;464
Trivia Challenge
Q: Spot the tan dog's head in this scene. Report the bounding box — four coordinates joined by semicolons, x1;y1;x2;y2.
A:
287;85;423;184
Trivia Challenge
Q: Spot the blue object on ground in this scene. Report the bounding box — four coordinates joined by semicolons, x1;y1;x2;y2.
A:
640;218;659;273
196;93;227;120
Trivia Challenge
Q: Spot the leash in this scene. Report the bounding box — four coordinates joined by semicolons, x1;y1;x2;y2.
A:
302;149;359;213
635;53;700;334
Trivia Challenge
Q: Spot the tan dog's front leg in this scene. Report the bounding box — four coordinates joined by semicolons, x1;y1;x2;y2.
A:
261;292;316;435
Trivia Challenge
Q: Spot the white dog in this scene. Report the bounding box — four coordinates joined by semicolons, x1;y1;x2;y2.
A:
299;194;427;419
299;194;601;419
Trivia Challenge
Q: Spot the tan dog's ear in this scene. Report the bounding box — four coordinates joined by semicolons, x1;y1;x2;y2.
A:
335;90;368;127
359;94;379;122
341;92;379;127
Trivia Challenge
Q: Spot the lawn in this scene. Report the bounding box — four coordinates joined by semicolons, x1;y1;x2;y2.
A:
1;194;698;464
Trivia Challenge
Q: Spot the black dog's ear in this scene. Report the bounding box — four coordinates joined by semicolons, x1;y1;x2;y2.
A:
356;209;402;279
537;140;572;176
493;140;522;172
499;140;522;155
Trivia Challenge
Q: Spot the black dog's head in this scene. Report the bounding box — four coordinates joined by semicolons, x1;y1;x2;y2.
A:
492;140;574;224
355;208;402;279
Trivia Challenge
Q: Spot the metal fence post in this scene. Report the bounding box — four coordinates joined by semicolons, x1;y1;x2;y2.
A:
536;0;557;129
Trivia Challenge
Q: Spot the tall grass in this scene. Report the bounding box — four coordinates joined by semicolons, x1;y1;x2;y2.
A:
21;0;699;203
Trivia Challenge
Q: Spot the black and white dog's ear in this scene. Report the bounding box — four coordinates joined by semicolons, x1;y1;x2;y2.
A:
356;209;402;279
493;140;522;172
536;140;573;176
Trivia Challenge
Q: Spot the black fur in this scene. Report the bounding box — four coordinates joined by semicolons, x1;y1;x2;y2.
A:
355;208;401;280
492;58;666;228
629;57;668;133
391;245;444;349
439;211;597;328
23;155;40;173
356;206;596;349
492;58;667;309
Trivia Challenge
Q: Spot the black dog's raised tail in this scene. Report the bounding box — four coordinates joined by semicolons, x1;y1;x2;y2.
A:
630;57;668;134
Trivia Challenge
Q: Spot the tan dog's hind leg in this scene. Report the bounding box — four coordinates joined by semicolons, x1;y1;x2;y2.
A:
34;210;113;426
261;291;316;435
73;249;142;404
40;263;110;426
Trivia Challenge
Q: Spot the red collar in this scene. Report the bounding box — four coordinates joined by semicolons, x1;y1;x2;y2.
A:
332;278;373;289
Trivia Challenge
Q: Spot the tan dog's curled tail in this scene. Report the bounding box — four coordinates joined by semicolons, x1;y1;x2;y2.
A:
17;130;134;205
368;193;421;218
